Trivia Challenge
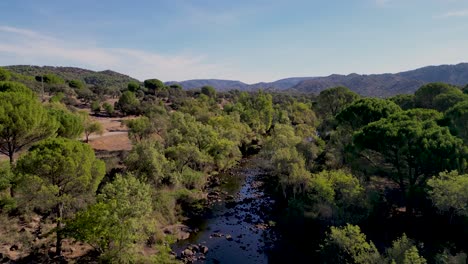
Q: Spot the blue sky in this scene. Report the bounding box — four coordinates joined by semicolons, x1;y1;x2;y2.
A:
0;0;467;83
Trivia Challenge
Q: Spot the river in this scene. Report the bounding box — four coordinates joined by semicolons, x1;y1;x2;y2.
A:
173;158;279;263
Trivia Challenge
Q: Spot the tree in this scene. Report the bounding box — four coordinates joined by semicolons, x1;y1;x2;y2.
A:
0;86;58;163
0;81;35;95
125;141;175;187
42;73;65;84
84;120;104;143
414;83;462;110
306;170;367;223
102;102;114;116
68;79;85;89
336;98;401;130
201;85;216;98
124;116;156;143
320;224;381;264
354;109;467;214
316;86;360;118
389;94;415;110
116;91;140;115
91;100;101;115
47;103;84;139
385;234;427;264
230;91;274;134
144;78;165;95
15;138;105;256
432;92;468;112
65;174;152;262
427;171;468;218
0;68;11;81
445;100;468;144
127;81;140;92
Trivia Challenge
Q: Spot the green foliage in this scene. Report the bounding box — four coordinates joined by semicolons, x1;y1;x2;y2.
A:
261;124;310;197
336;98;401;130
125;141;175;187
47;103;84;139
0;81;35;96
445;100;468;144
117;91;140;115
102;102;114;116
427;171;468;217
389;94;415;110
37;73;65;84
66;174;153;262
414;83;462;110
91;100;101;114
0;87;58;163
68;79;85;89
354;109;467;213
16;138;105;255
228;91;274;134
75;87;97;103
385;234;422;264
320;224;382;264
80;113;104;142
433;92;468;112
144;78;166;95
201;85;217;98
316;86;360;117
124;116;156;143
0;68;12;81
403;246;427;264
306;170;367;223
127;81;140;92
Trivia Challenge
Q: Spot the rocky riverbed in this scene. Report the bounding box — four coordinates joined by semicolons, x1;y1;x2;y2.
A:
172;158;279;264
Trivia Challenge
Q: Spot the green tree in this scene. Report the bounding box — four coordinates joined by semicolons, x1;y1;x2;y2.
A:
68;79;85;89
320;224;381;264
230;91;274;134
36;73;65;85
445;100;468;144
414;83;462;110
0;68;11;81
201;85;217;98
117;91;140;115
15;138;105;256
354;109;467;214
0;87;58;163
433;92;468;112
80;113;104;143
124;116;156;143
47;103;84;139
91;100;101;115
336;98;401;130
127;81;140;92
144;78;165;95
389;94;415;110
125;141;174;187
102;102;114;116
427;171;468;218
316;86;360;117
65;174;152;262
306;170;367;223
0;81;35;95
385;234;426;264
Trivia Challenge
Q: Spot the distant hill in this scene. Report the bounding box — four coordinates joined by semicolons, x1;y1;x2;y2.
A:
4;65;138;89
4;63;468;97
291;63;468;97
165;79;248;91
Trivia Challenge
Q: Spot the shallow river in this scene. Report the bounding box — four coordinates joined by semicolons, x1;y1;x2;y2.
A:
173;158;278;263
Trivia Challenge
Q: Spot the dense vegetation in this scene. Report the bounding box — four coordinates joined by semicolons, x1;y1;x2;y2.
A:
0;66;466;263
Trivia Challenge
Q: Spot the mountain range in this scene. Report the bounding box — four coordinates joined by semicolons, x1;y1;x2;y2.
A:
167;63;468;97
4;63;468;97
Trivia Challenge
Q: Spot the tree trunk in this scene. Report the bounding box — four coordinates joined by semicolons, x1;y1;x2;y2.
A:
56;202;64;256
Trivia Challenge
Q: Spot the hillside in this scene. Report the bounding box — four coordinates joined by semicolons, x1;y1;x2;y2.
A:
4;65;139;89
166;79;249;91
291;63;468;97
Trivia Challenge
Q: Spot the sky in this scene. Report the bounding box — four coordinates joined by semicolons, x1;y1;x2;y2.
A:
0;0;468;83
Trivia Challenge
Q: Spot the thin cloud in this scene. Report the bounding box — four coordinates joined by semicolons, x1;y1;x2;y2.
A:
436;9;468;18
0;25;230;82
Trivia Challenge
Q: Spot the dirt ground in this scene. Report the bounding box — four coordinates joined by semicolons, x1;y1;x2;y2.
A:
86;115;135;151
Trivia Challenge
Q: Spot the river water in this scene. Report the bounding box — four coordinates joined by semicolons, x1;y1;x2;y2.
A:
173;158;279;263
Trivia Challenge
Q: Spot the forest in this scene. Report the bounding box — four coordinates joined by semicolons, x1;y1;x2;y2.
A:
0;66;467;264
